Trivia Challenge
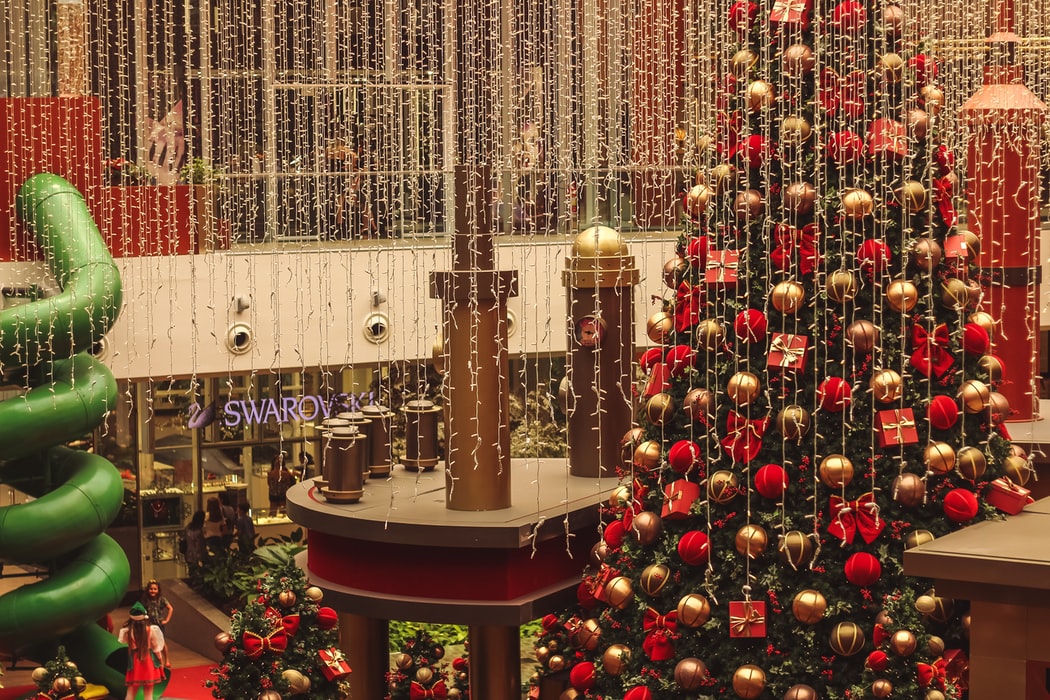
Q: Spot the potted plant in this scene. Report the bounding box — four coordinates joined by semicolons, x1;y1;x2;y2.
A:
179;158;226;251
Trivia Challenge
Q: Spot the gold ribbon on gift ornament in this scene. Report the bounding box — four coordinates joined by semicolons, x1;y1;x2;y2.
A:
770;335;806;367
706;256;738;283
730;601;765;636
882;410;915;444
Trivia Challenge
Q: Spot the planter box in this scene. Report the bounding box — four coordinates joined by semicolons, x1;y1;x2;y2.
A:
94;185;228;256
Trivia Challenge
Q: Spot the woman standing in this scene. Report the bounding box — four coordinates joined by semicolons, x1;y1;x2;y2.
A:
203;497;226;552
182;510;206;566
117;602;167;700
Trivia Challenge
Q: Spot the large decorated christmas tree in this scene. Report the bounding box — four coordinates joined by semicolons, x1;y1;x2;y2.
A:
536;0;1034;698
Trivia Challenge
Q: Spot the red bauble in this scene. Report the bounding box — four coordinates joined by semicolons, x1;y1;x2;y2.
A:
734;309;768;344
317;606;339;630
827;130;864;163
928;394;959;430
639;347;664;373
962;323;991;355
666;345;695;377
865;650;890;672
668;440;703;474
817;377;852;412
831;0;866;32
686;236;710;267
569;661;596;691
944;488;979;523
728;0;759;35
909;53;939;85
677;530;711;566
624;686;653;700
845;552;882;587
935;144;955;174
754;464;788;499
735;134;771;169
605;520;627;548
857;239;891;275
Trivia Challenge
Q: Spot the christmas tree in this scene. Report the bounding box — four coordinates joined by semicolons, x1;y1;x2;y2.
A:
207;548;351;699
385;628;453;700
538;0;1032;698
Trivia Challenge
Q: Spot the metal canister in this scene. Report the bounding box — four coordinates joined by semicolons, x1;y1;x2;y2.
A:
360;403;394;477
314;416;352;486
336;411;373;481
320;426;366;503
402;399;441;471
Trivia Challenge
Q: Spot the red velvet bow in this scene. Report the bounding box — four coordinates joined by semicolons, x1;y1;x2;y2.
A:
410;680;449;700
827;493;885;544
942;648;969;692
917;658;948;690
872;622;891;647
721;411;769;463
675;282;704;333
282;614;300;637
910;323;953;378
819;68;866;117
934;176;958;227
242;628;288;658
642;607;678;661
771;223;821;275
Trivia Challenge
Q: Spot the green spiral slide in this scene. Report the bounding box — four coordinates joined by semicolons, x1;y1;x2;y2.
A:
0;174;129;691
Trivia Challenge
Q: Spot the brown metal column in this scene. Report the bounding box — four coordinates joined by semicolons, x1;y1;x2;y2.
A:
468;625;521;700
340;613;389;700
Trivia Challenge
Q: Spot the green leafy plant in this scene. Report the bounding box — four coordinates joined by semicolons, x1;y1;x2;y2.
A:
179;157;223;185
104;158;152;186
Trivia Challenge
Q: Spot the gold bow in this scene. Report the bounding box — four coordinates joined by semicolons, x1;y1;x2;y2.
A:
730;602;765;635
881;410;915;444
770;335;806;367
706;256;739;283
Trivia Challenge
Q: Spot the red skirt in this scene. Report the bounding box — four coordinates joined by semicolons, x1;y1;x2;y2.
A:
126;650;164;686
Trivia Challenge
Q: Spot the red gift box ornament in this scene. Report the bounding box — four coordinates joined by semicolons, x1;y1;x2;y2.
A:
767;333;810;371
705;250;740;286
642;607;679;660
318;646;352;681
662;479;701;520
770;0;811;28
729;600;767;638
876;408;919;448
985;477;1032;515
242;627;288;658
827;492;885;544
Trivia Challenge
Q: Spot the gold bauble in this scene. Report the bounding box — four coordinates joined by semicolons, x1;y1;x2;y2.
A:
870;369;903;404
961;612;971;637
684;388;714;423
633;440;662;469
396;652;414;670
731;49;759;77
965;278;983;308
908;108;930;140
590;540;610;566
957;446;987;480
792;589;827;625
697;318;726;352
872;678;894;698
304;585;324;602
674;657;710;691
826;269;858;303
558;690;578;700
877;52;905;82
875;609;894;627
924;442;956;475
609;485;631;508
602;644;631;675
51;678;72;695
960;379;991;413
778;530;815;569
571;618;602;651
278;590;297;607
978;354;1005;384
733;665;767;699
726;371;761;405
632;511;664;546
897;180;927;213
416;667;435;685
214;631;234;652
928;635;946;656
780;117;813;147
911;237;943;271
941;278;970;310
677;593;713;627
893;473;926;507
889;629;917;656
282;669;312;695
986;391;1011;424
734;524;768;559
819;454;855;488
258;691;282;700
841;188;875;219
711;163;737;194
883;3;904;33
640;563;672;596
645;393;675;426
619;427;645;468
777;405;811;440
735;189;765;220
771;280;806;315
922;595;955;623
708;470;741;504
783;181;817;213
646;311;674;343
1003;454;1033;486
782;43;815;75
73;677;87;692
535;646;550;665
969;310;995;335
886;278;918;313
746;80;775;112
684;183;715;218
432;335;445;374
605;576;635;610
31;667;49;683
922;84;946;115
548;655;566;672
846;320;879;354
829;621;866;656
784;685;819;700
663;256;688;289
927;692;947;700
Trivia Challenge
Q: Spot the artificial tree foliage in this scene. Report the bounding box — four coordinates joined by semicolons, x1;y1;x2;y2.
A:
536;0;1025;698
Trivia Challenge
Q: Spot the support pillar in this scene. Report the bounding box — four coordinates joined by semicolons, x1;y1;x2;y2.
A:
339;613;389;700
467;625;521;700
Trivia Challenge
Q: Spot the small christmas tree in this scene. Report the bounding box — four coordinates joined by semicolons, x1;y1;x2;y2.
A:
28;647;87;700
385;628;450;700
207;548;351;699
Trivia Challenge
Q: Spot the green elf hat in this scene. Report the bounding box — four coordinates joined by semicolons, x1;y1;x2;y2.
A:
129;602;149;621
